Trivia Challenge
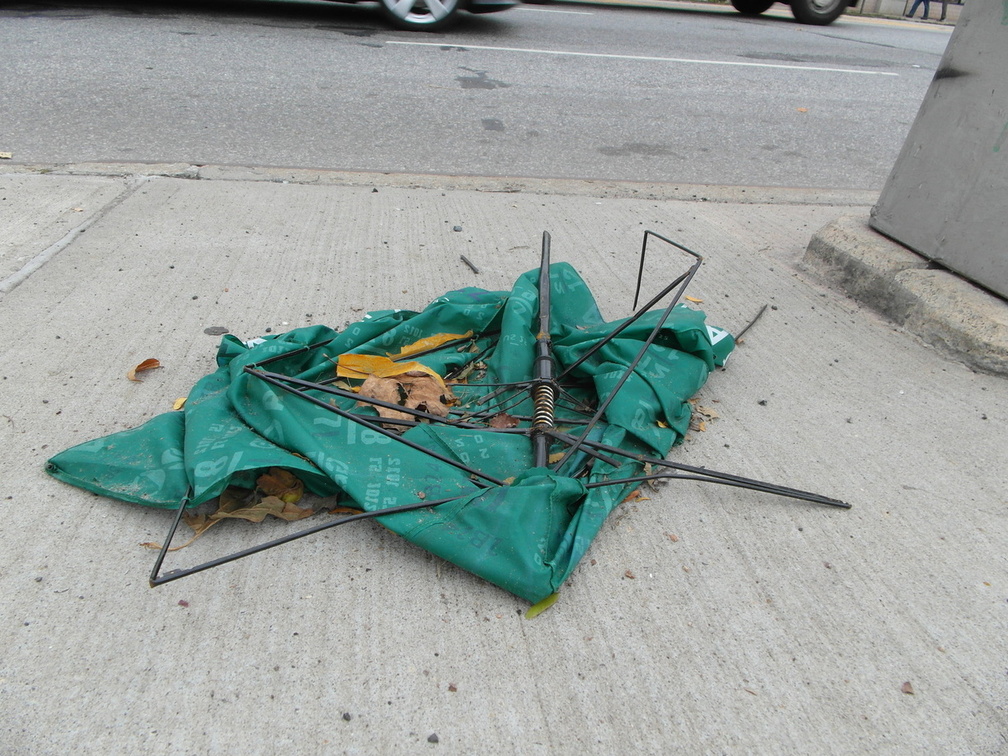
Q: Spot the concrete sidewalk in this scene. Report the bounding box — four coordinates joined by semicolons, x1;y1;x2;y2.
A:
1;164;1005;754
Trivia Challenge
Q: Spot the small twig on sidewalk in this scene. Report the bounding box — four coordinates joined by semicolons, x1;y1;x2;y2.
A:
735;304;768;343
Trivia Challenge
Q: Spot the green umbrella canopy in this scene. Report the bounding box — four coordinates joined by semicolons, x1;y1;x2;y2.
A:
47;234;844;603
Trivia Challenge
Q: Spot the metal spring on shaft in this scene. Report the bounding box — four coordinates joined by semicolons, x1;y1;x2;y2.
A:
532;381;557;429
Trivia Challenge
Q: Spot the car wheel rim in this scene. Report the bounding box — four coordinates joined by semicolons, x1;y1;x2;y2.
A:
386;0;457;24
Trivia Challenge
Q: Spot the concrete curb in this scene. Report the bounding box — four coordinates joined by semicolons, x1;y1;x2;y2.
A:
1;161;880;206
803;215;1008;375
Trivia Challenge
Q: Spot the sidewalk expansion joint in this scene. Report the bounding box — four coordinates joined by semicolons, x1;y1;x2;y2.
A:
0;174;154;296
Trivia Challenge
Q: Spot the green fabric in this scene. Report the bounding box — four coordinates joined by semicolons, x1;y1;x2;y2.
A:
47;263;733;603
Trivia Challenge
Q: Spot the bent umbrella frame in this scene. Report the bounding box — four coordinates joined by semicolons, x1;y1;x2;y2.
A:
149;230;849;590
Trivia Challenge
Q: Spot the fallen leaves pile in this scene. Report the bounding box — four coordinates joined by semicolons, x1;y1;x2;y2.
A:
688;399;721;434
142;468;316;551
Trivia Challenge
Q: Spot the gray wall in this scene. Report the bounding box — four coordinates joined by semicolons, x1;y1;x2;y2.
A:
871;0;1008;299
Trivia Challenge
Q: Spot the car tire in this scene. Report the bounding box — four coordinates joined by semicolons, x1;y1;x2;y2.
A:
378;0;461;30
789;0;846;24
730;0;776;15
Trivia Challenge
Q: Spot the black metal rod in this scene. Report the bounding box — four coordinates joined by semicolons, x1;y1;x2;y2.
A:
533;231;556;468
551;241;703;472
555;269;690;382
482;388;534;416
567;434;850;508
538;231;552;344
149;494;468;587
460;254;480;274
557;232;700;382
475;381;533;407
386;334;479;363
545;430;623;469
246;338;336;369
148;489;193;587
633;230;650;313
444;340;497;381
634;230;701;310
252;368;471;428
247;369;506;487
585;473;850;509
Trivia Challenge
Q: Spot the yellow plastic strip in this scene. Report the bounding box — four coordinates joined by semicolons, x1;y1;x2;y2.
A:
525;592;559;619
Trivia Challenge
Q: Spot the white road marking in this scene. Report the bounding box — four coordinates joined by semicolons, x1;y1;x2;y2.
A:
386;40;900;76
514;6;596;13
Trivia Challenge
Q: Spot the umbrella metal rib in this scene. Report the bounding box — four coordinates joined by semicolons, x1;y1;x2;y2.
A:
550;232;704;472
149;492;468;587
247;368;506;487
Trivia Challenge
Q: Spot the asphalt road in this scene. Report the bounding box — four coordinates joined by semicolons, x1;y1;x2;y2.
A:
1;0;952;188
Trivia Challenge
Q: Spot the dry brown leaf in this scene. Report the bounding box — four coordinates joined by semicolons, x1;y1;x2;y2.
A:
359;373;405;403
452;360;479;382
183;511;214;536
622;489;649;504
901;682;915;695
624;570;636;579
357;372;457;425
274;498;316;521
213;494;309;524
328;505;364;515
143;510;220;551
144;484;315;552
358;374;413;423
489;412;519;429
402;373;454;417
257;468;304;504
127;358;162;382
217;485;259;514
688;401;720;432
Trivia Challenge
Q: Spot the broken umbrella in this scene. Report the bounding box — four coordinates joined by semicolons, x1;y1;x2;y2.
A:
46;231;848;604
